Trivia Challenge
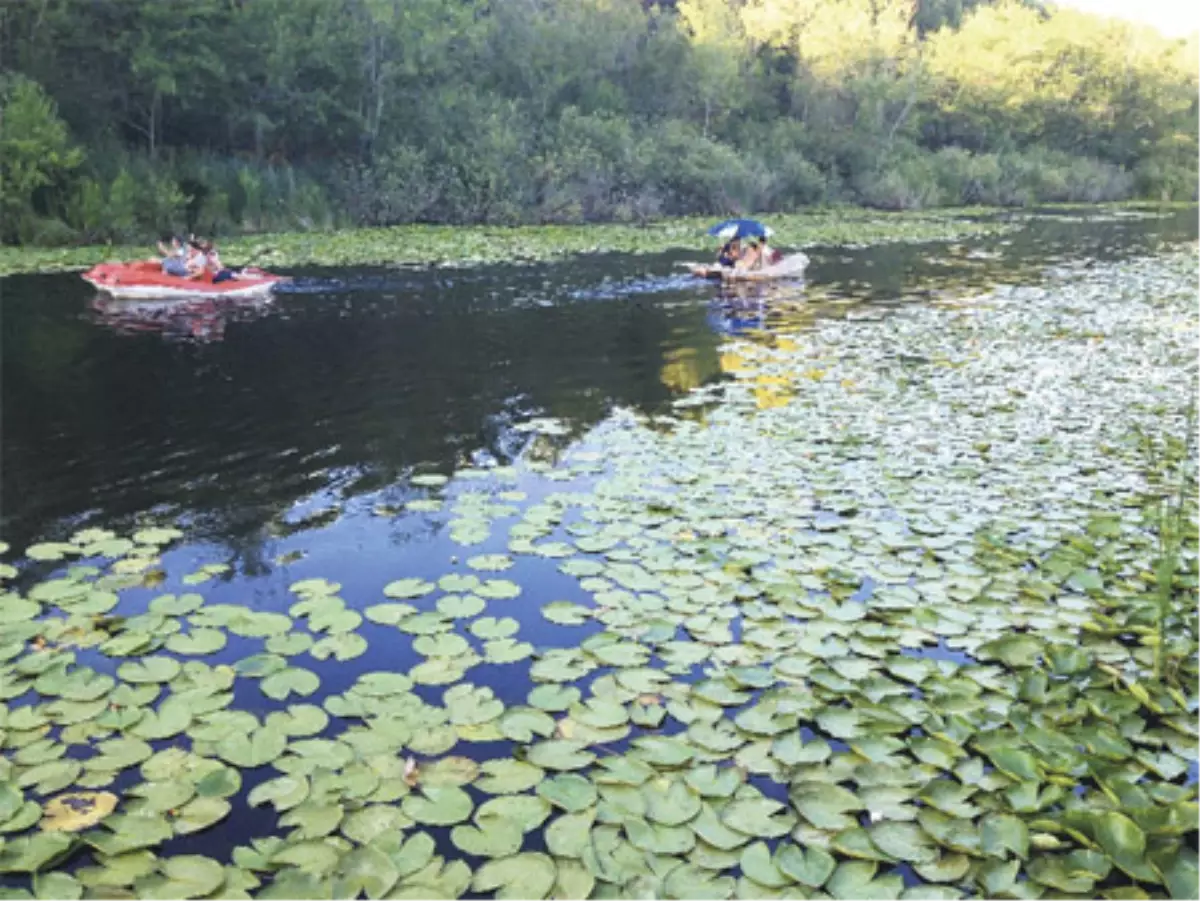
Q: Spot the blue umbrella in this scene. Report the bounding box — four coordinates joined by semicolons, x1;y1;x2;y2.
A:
708;218;773;240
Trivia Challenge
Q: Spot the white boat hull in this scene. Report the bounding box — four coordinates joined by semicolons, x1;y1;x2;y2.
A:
82;277;278;301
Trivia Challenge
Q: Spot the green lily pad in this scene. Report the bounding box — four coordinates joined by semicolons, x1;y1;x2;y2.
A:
476;760;545;795
467;555;513;572
383;579;435;599
545;808;596;858
166;629;227;655
537;774;597;812
471;852;556;899
476;795;552;832
526;741;596;771
451;817;525;858
173;796;232;835
261;667;320;701
472;616;520;640
777;843;836;888
310;632;368;662
279;802;344;840
333;845;400;900
247;775;309;813
216;728;288;768
476;579;521;600
266;632;315;656
438;594;486;618
721;796;795;838
401;786;473;826
1092;811;1159;882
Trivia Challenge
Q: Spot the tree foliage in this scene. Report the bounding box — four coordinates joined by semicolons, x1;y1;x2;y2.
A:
0;0;1194;244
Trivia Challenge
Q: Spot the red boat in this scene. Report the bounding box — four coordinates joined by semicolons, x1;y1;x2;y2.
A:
82;260;286;300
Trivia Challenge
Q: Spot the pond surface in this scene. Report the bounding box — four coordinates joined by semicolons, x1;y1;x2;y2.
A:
3;208;1194;556
0;207;1195;895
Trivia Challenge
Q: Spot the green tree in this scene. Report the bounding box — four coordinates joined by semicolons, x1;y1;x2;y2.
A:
0;74;84;242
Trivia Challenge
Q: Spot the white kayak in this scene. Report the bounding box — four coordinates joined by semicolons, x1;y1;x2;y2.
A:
684;252;810;281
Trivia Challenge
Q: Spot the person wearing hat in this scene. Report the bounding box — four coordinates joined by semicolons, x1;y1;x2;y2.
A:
717;237;742;268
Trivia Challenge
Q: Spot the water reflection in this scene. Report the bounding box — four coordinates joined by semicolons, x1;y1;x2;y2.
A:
1;263;719;552
88;294;277;343
1;208;1195;561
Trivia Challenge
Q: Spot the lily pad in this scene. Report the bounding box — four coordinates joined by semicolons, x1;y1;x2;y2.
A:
38;792;117;832
471;853;557;899
401;786;473;826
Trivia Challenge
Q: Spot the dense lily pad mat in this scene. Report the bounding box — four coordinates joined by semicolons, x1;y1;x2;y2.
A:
0;207;1029;277
0;247;1196;899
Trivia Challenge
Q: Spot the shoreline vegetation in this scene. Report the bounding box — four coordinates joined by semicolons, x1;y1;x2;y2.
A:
1;0;1196;253
0;203;1192;278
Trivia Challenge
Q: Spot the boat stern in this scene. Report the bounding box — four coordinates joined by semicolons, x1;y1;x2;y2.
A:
81;263;122;291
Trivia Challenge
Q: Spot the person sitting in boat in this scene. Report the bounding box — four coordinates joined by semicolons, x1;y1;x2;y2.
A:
191;238;241;283
759;235;783;267
736;239;762;271
156;236;195;278
717;238;742;268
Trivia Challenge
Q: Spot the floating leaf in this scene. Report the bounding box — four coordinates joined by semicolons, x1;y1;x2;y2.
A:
173;797;232;835
468;555;514;572
476;795;552;833
39;792;117;832
740;841;789;888
18;760;83;796
279;802;344;840
477;760;545;795
265;705;329;737
537;774;597;812
166;629;227;655
777;843;836;888
383;579;435;599
310;632;368;662
528;684;581;711
147;855;225;898
247;776;309;813
261;667;320;701
419;756;479;787
546;809;596;858
1092;811;1159;882
451;818;524;858
526;741;595;771
471;853;557;900
477;579;521;600
333;845;400;900
216;728;288;768
980;813;1030;859
341;805;409;845
401;786;473;825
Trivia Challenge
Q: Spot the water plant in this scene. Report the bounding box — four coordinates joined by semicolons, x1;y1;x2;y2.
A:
0;206;1036;278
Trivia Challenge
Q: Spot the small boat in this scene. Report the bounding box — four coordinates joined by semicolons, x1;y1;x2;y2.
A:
685;252;810;282
82;260;286;300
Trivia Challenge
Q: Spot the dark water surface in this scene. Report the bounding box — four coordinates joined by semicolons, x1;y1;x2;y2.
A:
0;207;1195;872
3;208;1194;556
